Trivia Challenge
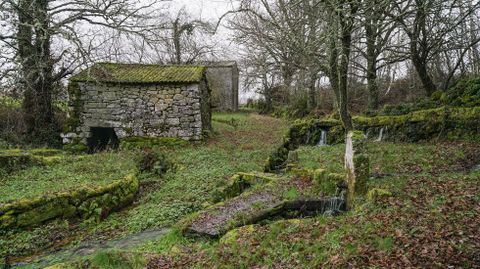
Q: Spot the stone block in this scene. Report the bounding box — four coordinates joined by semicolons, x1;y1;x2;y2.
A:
345;131;369;208
166;118;180;126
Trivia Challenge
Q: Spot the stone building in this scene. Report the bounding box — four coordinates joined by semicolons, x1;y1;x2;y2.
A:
204;61;239;111
62;63;211;151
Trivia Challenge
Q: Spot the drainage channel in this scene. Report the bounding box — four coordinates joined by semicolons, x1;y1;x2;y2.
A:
11;227;170;269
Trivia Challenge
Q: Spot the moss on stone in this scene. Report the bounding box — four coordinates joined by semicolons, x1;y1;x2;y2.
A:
120;136;188;150
367;188;392;201
211;172;280;203
63;138;88;153
0;149;64;174
312;169;345;196
70;63;206;84
64;81;83;133
0;175;139;229
219;224;256;245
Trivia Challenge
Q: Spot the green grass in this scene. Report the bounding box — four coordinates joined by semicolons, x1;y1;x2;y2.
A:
1;112;288;262
4;112;479;268
296;141;468;174
0;151;136;202
129;141;480;268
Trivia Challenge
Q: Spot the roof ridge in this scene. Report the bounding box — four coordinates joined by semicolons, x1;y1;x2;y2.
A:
96;62;206;68
70;62;206;84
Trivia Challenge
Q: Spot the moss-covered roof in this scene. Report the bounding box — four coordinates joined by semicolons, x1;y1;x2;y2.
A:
70;63;206;84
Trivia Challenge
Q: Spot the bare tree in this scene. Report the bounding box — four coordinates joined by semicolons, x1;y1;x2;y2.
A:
168;8;217;64
0;0;163;144
359;0;399;110
324;0;361;131
389;0;480;96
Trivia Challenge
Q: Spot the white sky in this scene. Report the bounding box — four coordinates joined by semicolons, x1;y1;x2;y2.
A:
167;0;257;101
168;0;236;20
167;0;240;57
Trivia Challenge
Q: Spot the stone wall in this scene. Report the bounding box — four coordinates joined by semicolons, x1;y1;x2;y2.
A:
206;65;239;111
63;80;211;145
0;175;139;229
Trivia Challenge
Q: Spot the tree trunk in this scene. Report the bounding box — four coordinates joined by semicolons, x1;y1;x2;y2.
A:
410;0;436;96
338;15;354;131
412;55;436;96
173;18;182;64
328;36;340;107
262;73;273;113
20;0;55;144
365;15;379;111
308;75;317;110
307;67;317;110
366;58;379;110
282;66;294;104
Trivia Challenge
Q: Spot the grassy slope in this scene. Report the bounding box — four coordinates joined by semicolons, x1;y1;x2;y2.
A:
0;112;288;263
140;141;480;268
0;152;136;202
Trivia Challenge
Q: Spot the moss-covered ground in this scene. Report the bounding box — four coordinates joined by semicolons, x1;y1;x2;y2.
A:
113;141;479;268
0;111;288;265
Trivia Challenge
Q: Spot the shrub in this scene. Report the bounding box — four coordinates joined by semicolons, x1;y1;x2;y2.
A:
136;149;174;177
272;94;311;119
0;96;66;147
446;76;480;107
0;101;26;146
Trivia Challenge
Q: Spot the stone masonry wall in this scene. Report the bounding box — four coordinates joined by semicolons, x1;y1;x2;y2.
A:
64;82;209;144
206;66;239;111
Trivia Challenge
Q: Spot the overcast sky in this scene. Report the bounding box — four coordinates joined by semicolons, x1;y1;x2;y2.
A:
168;0;236;20
167;0;239;57
167;0;257;101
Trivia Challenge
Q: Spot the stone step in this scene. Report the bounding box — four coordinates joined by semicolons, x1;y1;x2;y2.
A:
181;178;346;237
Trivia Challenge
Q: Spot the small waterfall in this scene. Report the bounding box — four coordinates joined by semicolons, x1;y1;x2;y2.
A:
322;197;346;216
375;127;385;142
317;129;327;146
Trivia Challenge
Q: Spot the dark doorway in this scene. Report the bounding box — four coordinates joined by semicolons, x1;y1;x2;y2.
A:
87;127;119;153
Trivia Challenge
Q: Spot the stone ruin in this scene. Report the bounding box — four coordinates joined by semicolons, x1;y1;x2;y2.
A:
203;61;239;111
345;131;369;208
62;63;212;151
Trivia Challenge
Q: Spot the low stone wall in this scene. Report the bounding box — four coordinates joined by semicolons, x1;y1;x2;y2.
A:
355;106;480;141
264;119;341;172
265;106;480;172
211;172;283;203
0;149;63;174
319;106;480;143
0;175;139;229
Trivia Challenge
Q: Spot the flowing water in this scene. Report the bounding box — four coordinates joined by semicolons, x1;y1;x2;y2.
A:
12;227;170;268
321;197;346;216
375;127;385;142
317;129;327;146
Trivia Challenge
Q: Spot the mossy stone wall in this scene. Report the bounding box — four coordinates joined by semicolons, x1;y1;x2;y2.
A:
265;106;480;173
264;118;343;172
0;175;139;229
0;149;63;174
62;80;212;147
356;106;480;142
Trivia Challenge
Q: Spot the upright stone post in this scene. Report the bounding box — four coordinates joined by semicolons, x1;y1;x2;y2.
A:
345;131;369;208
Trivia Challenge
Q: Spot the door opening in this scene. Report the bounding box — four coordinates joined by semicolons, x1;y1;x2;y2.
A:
87;127;119;153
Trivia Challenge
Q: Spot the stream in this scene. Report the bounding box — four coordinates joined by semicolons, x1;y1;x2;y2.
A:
12;227;170;268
